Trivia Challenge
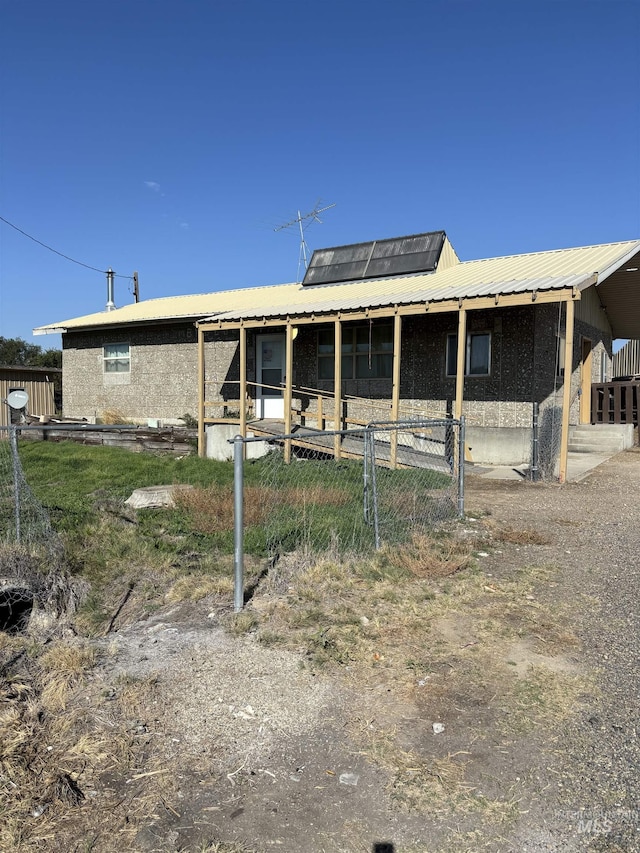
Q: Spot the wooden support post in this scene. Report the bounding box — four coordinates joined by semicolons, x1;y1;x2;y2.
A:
558;299;575;484
390;314;402;468
239;326;247;443
197;325;205;457
454;308;467;420
334;319;342;459
284;323;293;463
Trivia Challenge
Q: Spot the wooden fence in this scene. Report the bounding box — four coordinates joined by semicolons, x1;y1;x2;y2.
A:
591;381;639;426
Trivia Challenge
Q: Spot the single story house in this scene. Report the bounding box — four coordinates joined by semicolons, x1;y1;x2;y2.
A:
34;231;640;480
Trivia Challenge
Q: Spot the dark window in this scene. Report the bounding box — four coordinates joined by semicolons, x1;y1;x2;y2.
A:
446;332;491;377
318;325;393;380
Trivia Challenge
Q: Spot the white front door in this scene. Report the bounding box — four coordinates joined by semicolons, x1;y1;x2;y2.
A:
256;334;285;419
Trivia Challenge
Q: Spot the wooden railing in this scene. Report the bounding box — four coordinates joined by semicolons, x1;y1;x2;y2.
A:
591;381;639;426
202;377;473;429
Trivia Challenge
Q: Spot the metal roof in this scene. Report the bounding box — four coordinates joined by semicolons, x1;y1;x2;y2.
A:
33;238;640;338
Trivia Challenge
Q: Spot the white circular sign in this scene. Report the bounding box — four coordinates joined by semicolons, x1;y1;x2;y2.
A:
7;390;29;410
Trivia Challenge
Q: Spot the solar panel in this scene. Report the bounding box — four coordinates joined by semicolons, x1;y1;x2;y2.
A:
302;231;446;286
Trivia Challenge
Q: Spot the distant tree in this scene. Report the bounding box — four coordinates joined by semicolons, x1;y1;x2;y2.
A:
0;336;61;369
0;336;62;411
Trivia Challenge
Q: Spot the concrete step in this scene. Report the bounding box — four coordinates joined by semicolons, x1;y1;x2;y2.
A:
568;442;623;454
570;424;631;436
568;424;634;454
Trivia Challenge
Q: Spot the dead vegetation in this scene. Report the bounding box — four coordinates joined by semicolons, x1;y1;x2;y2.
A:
0;442;593;852
174;483;350;535
481;518;552;545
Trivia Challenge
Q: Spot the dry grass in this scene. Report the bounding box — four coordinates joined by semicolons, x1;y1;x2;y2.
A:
238;535;586;830
0;637;170;852
166;572;234;602
482;519;552;546
382;532;472;578
176;485;268;532
176;484;350;534
38;642;96;713
100;407;133;424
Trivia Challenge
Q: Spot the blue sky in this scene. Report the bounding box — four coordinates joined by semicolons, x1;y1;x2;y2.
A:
0;0;639;347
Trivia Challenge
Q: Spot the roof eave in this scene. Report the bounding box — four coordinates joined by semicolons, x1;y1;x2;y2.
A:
596;241;640;283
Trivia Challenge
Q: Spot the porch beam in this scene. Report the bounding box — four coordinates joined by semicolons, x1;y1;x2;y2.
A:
334;319;342;459
390;313;402;468
454;308;467;420
558;298;575;484
239;326;247;441
284;322;293;463
197;325;205;457
198;287;582;331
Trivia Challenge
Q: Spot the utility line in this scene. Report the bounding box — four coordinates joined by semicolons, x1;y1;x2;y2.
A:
0;214;131;279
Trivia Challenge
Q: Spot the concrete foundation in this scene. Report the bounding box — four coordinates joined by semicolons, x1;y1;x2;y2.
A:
206;424;269;461
466;426;532;466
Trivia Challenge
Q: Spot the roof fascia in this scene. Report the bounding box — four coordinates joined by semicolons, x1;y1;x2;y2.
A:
35;315;208;336
596;242;640;283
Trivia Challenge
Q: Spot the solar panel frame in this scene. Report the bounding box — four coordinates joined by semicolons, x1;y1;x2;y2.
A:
302;231;446;286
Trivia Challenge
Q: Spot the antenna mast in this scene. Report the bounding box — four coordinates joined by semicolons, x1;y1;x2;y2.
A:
275;201;335;282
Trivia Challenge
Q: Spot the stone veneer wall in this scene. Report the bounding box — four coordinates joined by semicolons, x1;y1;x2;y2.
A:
289;303;612;429
63;324;240;423
62;301;611;429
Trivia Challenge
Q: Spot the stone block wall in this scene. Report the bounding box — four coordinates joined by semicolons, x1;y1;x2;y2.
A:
62;300;612;430
63;324;240;423
288;303;611;429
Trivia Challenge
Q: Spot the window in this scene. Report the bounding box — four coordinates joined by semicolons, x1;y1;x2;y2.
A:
318;324;393;380
446;332;491;377
103;343;130;373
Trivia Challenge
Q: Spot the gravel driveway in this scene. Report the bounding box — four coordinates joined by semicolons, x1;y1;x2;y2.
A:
467;448;640;852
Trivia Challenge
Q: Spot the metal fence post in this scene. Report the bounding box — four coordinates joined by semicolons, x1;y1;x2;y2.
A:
531;402;539;482
9;426;21;542
233;434;244;612
369;428;381;549
457;417;465;518
363;425;371;525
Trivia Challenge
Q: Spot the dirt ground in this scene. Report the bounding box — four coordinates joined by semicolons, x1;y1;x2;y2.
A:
14;449;640;853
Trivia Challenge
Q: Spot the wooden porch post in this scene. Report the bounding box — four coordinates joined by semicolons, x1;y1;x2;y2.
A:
239;325;247;441
558;298;575;484
197;324;205;458
454;307;467;421
390;313;402;468
284;322;293;463
334;318;342;459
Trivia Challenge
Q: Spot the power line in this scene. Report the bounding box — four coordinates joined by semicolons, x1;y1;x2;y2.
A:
0;214;132;279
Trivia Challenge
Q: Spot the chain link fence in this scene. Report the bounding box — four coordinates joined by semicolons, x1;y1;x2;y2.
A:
0;428;72;635
0;429;56;548
231;418;464;606
531;399;563;481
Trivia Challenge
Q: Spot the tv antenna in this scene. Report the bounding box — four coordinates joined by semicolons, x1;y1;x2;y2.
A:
275;200;335;282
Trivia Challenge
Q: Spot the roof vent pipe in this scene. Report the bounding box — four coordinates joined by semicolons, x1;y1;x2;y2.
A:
105;268;116;312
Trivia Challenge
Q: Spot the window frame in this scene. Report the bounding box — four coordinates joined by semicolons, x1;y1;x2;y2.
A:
317;324;394;381
446;331;491;377
103;342;131;374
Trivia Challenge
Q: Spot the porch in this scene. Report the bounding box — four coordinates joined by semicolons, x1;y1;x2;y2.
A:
196;290;584;480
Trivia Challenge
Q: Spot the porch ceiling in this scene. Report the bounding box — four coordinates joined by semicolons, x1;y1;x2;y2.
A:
595;250;640;339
